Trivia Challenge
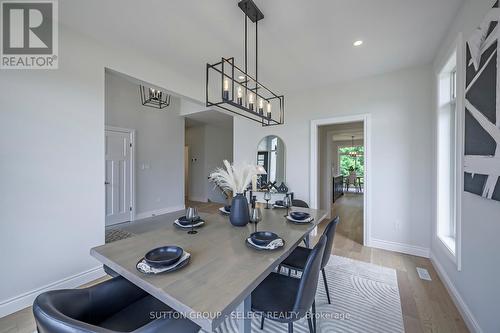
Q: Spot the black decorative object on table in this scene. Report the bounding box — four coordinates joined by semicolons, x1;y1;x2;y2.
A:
267;181;277;191
277;182;288;193
229;193;250;226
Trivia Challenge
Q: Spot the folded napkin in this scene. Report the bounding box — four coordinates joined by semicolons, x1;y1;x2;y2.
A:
247;237;284;250
272;204;286;209
174;219;204;228
137;252;191;274
286;215;314;223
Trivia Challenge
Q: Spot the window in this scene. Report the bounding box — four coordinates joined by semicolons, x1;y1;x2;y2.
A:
338;146;364;177
437;53;458;256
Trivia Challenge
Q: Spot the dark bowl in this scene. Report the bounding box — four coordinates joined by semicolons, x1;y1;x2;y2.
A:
250;231;279;246
177;216;200;226
224;205;231;212
144;246;183;267
290;212;310;220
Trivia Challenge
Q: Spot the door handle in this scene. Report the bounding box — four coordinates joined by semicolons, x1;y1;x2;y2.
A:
105;181;110;185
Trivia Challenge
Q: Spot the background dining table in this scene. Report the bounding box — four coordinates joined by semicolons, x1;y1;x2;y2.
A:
91;204;327;332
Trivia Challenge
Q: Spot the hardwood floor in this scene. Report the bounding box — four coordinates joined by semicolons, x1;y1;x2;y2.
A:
324;194;469;333
1;197;468;333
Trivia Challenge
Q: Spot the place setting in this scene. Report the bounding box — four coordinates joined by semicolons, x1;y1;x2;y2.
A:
286;210;314;224
246;207;285;251
174;207;205;234
136;245;191;274
218;204;231;215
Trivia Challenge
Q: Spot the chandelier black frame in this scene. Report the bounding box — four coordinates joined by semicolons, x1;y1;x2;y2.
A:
139;85;171;109
205;0;284;126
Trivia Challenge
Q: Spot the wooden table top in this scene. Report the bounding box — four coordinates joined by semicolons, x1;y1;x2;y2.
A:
91;204;327;331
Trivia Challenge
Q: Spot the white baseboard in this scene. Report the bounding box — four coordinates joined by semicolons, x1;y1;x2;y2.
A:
368;238;430;258
134;205;185;220
0;266;105;318
430;253;483;333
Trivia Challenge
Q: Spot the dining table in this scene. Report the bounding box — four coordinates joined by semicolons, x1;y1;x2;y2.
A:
90;204;327;333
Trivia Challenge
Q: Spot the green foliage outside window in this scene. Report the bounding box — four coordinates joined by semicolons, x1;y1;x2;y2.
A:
339;146;364;177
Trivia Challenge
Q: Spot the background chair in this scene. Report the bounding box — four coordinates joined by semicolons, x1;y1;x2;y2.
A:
280;217;340;305
33;276;200;333
252;235;327;333
291;199;309;208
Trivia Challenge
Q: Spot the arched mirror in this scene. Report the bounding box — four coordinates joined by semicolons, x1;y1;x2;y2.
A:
256;135;286;191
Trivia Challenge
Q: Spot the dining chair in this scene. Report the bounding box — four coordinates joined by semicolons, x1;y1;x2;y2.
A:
252;235;327;333
291;199;309;208
33;276;200;333
280;217;340;305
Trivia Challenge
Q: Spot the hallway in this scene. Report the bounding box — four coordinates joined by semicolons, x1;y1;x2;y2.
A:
332;193;364;246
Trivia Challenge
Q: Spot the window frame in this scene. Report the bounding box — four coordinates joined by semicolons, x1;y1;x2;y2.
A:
434;34;464;271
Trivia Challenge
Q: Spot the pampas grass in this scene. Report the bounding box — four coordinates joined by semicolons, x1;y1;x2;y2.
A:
209;160;257;196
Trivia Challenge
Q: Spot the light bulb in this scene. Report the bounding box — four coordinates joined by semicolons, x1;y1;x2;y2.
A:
237;86;242;98
223;79;229;91
249;93;254;104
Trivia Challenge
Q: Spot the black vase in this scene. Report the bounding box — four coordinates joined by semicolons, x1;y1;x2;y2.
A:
229;193;250;227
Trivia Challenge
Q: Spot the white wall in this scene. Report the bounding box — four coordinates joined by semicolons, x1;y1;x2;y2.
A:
234;66;434;253
185;123;233;203
204;124;233;203
105;71;185;218
185;125;207;202
431;1;500;332
0;22;203;316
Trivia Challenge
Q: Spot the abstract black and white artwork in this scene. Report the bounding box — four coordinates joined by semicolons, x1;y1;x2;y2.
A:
464;1;500;202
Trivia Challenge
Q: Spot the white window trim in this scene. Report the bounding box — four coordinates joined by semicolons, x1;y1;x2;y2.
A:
434;33;464;271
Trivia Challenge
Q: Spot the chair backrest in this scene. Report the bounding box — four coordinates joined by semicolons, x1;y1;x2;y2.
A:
292;235;327;318
321;216;340;269
292;199;309;208
33;277;146;333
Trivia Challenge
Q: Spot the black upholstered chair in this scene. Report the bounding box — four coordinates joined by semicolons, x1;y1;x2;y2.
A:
291;199;309;208
252;235;327;333
281;217;339;305
33;276;200;333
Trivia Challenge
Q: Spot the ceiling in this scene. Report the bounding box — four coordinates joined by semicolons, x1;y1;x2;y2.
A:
61;0;463;94
320;122;364;141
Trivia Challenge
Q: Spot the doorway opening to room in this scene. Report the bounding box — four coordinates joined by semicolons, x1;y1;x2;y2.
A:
103;68;225;243
311;115;370;246
184;110;234;211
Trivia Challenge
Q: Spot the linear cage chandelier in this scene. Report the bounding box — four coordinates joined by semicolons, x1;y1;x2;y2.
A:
139;85;171;109
206;0;284;126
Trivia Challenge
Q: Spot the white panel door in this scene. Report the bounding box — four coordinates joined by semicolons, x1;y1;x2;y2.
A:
105;129;132;226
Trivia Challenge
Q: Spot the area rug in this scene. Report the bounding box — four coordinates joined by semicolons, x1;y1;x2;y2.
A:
105;228;134;243
211;255;404;333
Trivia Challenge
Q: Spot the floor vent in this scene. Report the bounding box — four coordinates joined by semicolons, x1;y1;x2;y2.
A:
416;267;432;281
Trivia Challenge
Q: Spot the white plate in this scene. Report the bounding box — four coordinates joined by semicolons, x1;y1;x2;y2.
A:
174;219;204;228
286;215;313;223
219;207;230;214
